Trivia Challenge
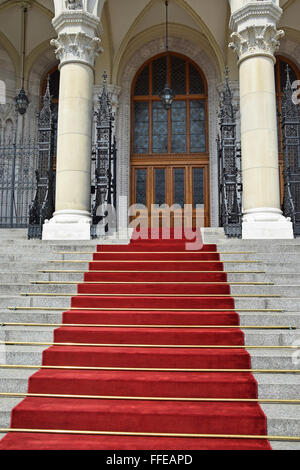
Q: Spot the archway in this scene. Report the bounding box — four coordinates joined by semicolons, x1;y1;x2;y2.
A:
130;52;209;228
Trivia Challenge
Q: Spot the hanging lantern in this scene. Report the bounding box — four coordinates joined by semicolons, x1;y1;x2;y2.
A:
15;87;29;115
160;1;175;110
160;83;175;110
15;7;29;115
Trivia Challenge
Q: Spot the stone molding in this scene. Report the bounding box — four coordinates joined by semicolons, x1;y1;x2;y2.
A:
229;24;284;63
229;1;284;63
51;32;102;68
52;11;102;36
51;10;102;68
230;1;282;32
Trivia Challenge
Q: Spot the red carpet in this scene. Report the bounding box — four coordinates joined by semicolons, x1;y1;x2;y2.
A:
0;234;271;450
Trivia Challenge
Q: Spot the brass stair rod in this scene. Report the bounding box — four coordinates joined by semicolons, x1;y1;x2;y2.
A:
0;427;299;441
20;293;281;298
48;260;261;264
0;391;300;404
30;281;274;285
0;364;299;373
0;322;296;330
8;307;283;312
38;270;266;274
0;341;299;349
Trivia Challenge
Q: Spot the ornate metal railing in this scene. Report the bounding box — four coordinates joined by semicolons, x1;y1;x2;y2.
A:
91;72;117;238
28;77;57;239
218;67;242;238
0;137;39;228
282;65;300;237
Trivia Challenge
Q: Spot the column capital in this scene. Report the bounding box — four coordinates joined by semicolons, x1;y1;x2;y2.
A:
229;1;284;64
51;11;103;68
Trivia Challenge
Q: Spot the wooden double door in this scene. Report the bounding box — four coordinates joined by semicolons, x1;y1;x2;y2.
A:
130;53;210;228
131;160;210;228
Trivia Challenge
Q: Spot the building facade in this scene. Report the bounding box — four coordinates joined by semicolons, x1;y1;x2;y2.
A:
0;0;300;240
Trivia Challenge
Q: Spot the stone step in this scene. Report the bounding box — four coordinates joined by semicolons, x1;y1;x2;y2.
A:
0;296;71;309
239;312;300;328
247;349;299;370
0;262;88;272
261;404;300;436
254;374;300;399
2;283;297;297
0;325;299;347
0;254;94;263
0;343;298;370
1;308;299;328
2;345;49;365
0;398;24;428
3;294;300;311
0;368;38;393
271;442;300;450
0;311;63;323
0;326;55;343
263;263;300;274
0;272;84;284
243;330;300;346
263;273;300;283
231;285;300;297
0;284;78;295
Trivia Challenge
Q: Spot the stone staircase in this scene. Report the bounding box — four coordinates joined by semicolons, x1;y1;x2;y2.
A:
0;228;300;449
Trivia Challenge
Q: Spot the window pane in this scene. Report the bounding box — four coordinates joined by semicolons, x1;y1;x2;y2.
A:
171;101;187;153
152;57;167;95
190;100;206;153
171;56;186;95
134;65;150;96
155;168;166;205
152;101;168;153
174;168;185;208
136;169;147;206
189;64;205;94
193;168;204;207
134;102;149;154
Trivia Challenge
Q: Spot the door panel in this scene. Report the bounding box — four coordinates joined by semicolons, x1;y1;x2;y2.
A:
131;164;209;228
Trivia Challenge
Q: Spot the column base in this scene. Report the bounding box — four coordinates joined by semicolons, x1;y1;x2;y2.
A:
242;208;294;240
42;210;92;241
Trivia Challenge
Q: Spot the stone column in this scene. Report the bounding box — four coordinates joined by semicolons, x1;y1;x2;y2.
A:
229;0;294;239
42;10;102;240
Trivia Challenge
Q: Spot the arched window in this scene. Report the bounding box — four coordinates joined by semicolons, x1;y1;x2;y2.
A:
132;53;208;156
131;53;210;227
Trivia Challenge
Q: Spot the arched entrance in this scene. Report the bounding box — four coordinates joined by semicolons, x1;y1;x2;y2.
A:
130;53;210;228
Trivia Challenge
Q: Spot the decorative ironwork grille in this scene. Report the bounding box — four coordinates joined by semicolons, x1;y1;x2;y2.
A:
91;71;117;238
218;67;242;238
28;76;57;239
0;138;38;228
282;66;300;237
